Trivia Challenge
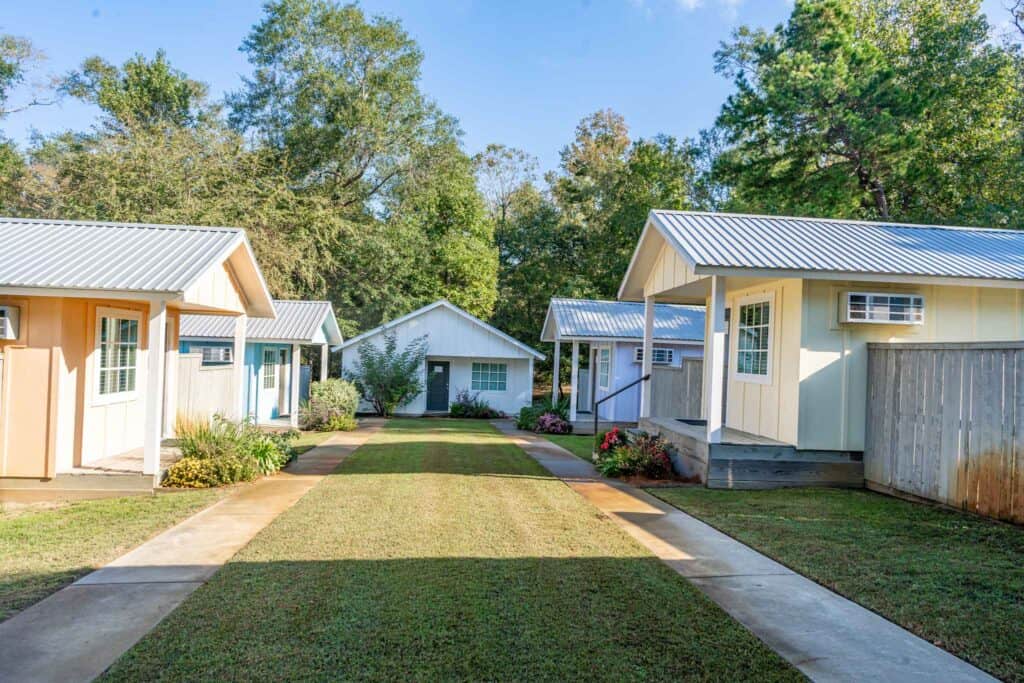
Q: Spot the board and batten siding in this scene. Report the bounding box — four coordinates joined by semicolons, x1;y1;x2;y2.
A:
865;342;1024;524
650;359;703;419
176;352;236;422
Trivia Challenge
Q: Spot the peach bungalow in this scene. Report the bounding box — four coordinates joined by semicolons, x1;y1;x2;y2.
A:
0;217;275;498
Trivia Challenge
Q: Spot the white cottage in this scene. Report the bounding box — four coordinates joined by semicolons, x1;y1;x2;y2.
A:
338;300;543;416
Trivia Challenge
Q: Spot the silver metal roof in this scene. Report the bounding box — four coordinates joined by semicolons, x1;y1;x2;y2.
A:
649;211;1024;281
181;300;342;345
0;217;244;292
544;298;704;342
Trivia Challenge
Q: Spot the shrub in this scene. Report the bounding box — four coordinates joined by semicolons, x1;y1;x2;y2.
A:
163;454;258;488
322;413;357;431
449;389;500;419
165;415;297;486
598;426;627;453
516;396;570;430
535;412;572;434
300;378;359;430
345;331;428;416
592;430;673;480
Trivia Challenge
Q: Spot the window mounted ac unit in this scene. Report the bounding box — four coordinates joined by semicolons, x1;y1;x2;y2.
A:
840;292;924;325
0;306;20;340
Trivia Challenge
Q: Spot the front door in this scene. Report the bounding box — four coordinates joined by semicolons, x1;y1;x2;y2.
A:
426;361;450;412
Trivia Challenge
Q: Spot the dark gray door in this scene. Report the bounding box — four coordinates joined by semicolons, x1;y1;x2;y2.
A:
426;361;450;412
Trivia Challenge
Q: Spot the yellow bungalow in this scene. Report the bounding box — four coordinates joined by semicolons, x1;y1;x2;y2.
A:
0;217;275;498
619;210;1024;489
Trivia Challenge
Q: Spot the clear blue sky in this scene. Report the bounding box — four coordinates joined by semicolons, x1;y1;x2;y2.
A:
2;0;1014;174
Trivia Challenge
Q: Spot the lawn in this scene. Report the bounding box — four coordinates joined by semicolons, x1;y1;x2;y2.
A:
543;433;594;460
290;429;334;455
650;487;1024;682
104;419;798;681
0;490;223;622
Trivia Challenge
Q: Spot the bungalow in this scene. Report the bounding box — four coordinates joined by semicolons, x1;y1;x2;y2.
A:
540;298;704;424
179;300;343;426
0;217;275;496
339;299;543;416
619;210;1024;488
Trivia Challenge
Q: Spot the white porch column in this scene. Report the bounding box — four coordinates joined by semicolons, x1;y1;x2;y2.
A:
551;339;561;403
290;343;302;427
162;313;178;438
319;344;329;381
528;356;534;404
143;300;168;478
639;295;655;419
232;314;247;420
703;275;727;443
569;341;580;422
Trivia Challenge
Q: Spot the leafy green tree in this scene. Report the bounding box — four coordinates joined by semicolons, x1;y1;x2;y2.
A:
62;50;209;129
345;331;428;416
711;0;1024;225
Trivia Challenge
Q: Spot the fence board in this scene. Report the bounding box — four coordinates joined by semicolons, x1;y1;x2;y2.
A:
176;353;236;422
650;360;702;419
866;342;1024;524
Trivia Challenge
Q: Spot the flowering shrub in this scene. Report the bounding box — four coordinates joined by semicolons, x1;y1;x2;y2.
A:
592;430;673;480
598;427;627;453
449;389;501;419
535;412;572;434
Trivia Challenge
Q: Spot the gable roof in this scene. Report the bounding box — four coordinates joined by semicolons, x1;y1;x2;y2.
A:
0;216;275;316
338;299;544;360
181;300;342;345
620;210;1024;298
542;298;704;343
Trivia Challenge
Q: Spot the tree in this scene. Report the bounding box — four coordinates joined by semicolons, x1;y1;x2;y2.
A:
62;50;210;129
345;331;428;416
228;0;456;207
711;0;1024;225
0;33;51;117
474;143;537;225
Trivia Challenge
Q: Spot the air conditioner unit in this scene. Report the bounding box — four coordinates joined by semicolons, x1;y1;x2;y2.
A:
0;306;20;340
840;292;924;325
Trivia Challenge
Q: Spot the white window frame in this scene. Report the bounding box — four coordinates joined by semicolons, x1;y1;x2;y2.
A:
843;291;924;325
634;346;675;365
732;293;774;386
200;346;233;366
262;348;277;389
471;362;508;392
597;346;611;390
93;307;142;405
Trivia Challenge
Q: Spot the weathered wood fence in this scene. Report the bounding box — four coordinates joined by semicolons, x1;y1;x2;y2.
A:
866;342;1024;524
651;359;703;419
176;353;236;422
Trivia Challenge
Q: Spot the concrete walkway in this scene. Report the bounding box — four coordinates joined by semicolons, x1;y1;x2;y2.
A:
0;420;385;683
494;422;997;683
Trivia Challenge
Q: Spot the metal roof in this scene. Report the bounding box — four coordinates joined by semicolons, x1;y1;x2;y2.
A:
543;298;704;342
0;217;246;292
181;300;342;345
648;210;1024;281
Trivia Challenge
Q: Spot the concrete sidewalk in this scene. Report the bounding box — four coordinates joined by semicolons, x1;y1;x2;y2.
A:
495;422;996;683
0;420;384;683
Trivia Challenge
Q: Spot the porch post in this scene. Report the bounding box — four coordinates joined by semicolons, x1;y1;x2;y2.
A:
551;339;561;403
639;295;655;419
162;313;178;438
704;275;727;443
569;341;580;423
143;300;168;479
290;343;302;427
320;343;329;381
232;314;247;420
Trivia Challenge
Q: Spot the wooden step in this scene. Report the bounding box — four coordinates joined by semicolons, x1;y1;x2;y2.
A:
707;458;864;489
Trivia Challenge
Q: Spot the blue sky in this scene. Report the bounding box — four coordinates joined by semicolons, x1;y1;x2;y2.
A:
2;0;1014;174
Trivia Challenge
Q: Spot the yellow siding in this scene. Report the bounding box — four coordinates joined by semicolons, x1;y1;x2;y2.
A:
643;243;706;297
799;280;1024;451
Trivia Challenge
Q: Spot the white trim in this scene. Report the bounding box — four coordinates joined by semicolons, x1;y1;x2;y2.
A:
596;346;612;391
92;306;142;406
262;348;277;390
471;361;508;392
732;292;774;386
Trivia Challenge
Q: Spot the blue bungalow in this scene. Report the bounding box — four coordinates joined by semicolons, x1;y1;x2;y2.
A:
180;300;343;426
541;298;705;426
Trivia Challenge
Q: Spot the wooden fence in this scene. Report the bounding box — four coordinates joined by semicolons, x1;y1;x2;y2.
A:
651;359;703;419
866;342;1024;524
176;353;236;422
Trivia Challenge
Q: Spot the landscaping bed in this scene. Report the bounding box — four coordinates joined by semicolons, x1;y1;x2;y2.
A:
649;486;1024;682
102;418;799;681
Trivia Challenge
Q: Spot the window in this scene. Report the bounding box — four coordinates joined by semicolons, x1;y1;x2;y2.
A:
262;349;277;389
736;299;771;379
472;362;507;391
200;346;233;366
634;347;675;365
597;347;611;390
97;315;138;396
844;292;924;325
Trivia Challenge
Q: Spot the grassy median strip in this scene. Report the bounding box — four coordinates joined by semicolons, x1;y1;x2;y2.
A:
0;490;223;622
104;419;798;682
542;433;595;460
650;486;1024;682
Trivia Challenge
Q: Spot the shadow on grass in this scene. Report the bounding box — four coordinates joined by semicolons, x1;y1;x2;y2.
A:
90;557;800;682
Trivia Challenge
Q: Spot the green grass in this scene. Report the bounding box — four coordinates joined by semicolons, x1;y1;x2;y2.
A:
542;433;595;460
649;487;1024;682
291;430;334;455
103;419;798;682
0;490;223;622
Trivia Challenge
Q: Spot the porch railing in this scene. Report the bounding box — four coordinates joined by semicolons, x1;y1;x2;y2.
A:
592;373;650;452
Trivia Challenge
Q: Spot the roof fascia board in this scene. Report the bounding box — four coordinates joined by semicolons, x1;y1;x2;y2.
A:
691;265;1024;289
0;286;177;301
618;213;701;301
